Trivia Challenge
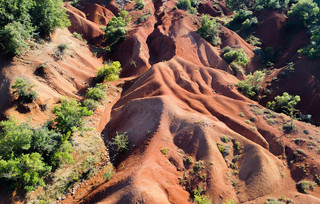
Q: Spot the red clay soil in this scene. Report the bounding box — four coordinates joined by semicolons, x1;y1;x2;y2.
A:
79;2;114;26
2;1;320;204
0;28;103;124
65;3;105;45
82;57;320;203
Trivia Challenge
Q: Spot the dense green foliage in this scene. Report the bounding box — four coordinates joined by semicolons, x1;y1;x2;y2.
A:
236;71;266;98
52;99;93;134
299;25;320;58
176;0;199;13
104;11;128;50
287;0;319;29
197;15;221;46
97;61;122;82
134;0;145;10
112;132;129;152
267;92;300;115
0;119;73;192
222;46;249;66
0;0;70;55
225;0;289;11
11;78;37;102
86;83;107;101
0;97;94;192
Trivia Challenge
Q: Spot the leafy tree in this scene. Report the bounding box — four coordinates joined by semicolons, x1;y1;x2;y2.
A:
0;21;32;55
287;0;319;29
134;0;145;10
97;61;122;82
227;9;258;36
236;71;265;98
104;12;128;49
225;0;253;10
0;119;33;159
177;0;192;10
32;127;61;160
50;140;73;167
86;83;107;101
299;25;320;58
267;92;300;114
197;15;221;46
83;99;99;111
52;99;93;134
0;153;51;192
222;46;249;66
0;0;70;55
11;78;37;102
31;0;70;37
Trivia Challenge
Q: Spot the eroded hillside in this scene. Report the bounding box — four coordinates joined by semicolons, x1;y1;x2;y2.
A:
1;0;320;204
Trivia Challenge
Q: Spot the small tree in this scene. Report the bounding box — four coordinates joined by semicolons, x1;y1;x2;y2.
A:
52;99;93;134
287;0;319;29
222;46;249;66
12;78;37;102
236;71;265;98
197;15;221;46
104;12;128;49
134;0;145;10
97;61;122;82
267;92;301;132
112;132;129;152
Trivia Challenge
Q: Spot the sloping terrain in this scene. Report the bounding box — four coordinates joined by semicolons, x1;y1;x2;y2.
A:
1;0;320;204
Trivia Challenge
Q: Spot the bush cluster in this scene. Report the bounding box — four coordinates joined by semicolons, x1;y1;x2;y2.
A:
0;98;93;192
83;83;107;111
97;61;122;82
222;46;249;66
134;0;145;10
227;9;258;37
197;15;221;46
11;78;37;102
176;0;199;13
0;0;70;56
267;92;300;115
236;71;265;98
104;11;129;51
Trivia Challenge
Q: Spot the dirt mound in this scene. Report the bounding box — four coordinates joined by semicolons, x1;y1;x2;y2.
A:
255;10;287;49
80;2;114;26
81;57;320;203
198;1;232;17
66;4;105;45
0;29;103;124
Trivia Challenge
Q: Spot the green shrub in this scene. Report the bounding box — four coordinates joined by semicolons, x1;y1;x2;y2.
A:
0;0;70;55
160;147;169;155
104;12;128;49
103;167;115;181
72;32;87;43
50;140;73;167
287;0;319;29
222;46;249;66
299;26;320;59
194;194;211;204
0;21;32;55
97;61;122;82
86;83;107;101
134;0;145;10
0;119;33;158
236;71;265;98
136;12;151;24
297;180;317;194
52;99;93;134
83;99;99;111
11;78;37;102
177;0;192;10
112;132;129;152
0;153;51;192
267;92;300;115
197;15;221;46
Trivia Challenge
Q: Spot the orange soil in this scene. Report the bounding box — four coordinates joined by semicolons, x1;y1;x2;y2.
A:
1;0;320;203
